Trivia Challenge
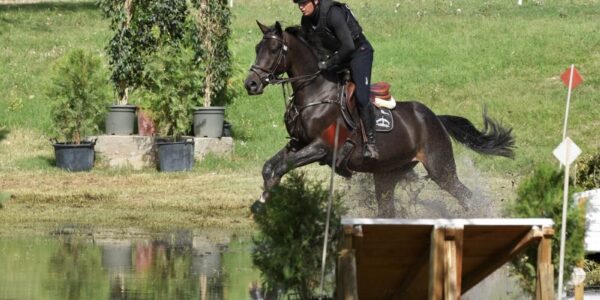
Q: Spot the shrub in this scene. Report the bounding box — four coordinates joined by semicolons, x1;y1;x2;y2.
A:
48;49;110;144
252;171;345;299
584;259;600;287
575;151;600;191
508;163;586;295
142;43;198;138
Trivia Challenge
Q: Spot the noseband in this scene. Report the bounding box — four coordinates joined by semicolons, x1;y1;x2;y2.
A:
250;34;288;85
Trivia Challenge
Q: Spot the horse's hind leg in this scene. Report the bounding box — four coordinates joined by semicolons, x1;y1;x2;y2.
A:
374;171;405;218
421;146;473;210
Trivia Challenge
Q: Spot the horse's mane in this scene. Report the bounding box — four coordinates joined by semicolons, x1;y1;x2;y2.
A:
284;26;307;42
284;25;319;61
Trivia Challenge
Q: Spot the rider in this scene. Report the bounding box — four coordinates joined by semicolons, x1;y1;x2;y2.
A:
293;0;379;160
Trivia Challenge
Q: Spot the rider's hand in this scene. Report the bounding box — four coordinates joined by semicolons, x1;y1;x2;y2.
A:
318;60;329;71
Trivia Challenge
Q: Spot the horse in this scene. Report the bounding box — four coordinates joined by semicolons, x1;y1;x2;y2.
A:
244;21;515;217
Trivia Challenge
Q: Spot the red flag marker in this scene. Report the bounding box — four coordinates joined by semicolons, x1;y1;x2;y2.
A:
561;66;583;89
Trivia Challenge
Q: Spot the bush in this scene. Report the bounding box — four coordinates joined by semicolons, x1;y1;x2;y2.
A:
576;151;600;191
584;259;600;287
508;163;586;295
252;171;345;300
48;49;110;144
142;42;199;138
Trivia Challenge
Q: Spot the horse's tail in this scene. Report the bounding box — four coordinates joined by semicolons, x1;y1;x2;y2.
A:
437;111;515;158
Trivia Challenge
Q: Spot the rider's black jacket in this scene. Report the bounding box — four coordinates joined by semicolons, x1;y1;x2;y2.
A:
300;0;370;70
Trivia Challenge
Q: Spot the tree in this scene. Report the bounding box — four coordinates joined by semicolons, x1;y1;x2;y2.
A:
98;0;188;105
192;0;233;107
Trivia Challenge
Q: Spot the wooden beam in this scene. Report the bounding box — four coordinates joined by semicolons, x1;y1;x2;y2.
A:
428;227;445;300
536;227;555;300
444;227;464;300
337;249;358;300
462;226;543;293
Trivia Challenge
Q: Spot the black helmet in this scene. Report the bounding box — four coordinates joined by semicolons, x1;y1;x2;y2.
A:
293;0;310;3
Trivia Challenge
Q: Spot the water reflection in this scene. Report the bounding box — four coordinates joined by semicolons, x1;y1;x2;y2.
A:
0;232;259;300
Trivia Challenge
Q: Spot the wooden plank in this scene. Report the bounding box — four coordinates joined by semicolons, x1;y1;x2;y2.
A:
337;249;358;300
444;227;464;300
462;226;543;293
535;227;554;300
342;218;554;227
392;245;431;299
429;227;445;300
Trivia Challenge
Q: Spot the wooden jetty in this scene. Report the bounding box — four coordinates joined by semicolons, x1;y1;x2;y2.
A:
336;218;555;300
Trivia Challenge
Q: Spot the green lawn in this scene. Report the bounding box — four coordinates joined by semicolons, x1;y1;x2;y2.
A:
0;0;599;231
1;0;598;173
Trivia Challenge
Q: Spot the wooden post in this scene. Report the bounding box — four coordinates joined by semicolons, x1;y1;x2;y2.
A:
428;226;464;300
536;227;555;300
337;225;358;300
429;227;445;300
574;260;584;300
444;227;464;300
574;197;588;300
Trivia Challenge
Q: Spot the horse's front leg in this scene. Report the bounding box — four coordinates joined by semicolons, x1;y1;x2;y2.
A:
262;147;287;189
253;140;329;213
267;140;328;190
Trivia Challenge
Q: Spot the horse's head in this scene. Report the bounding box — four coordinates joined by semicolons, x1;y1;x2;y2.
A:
244;21;289;95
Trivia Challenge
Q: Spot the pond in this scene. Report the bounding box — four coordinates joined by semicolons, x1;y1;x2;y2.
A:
0;231;260;300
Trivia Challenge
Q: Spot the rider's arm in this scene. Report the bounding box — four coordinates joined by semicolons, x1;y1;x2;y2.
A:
327;6;355;69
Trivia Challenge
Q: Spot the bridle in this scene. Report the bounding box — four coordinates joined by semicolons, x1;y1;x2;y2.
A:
249;33;321;86
249;34;289;85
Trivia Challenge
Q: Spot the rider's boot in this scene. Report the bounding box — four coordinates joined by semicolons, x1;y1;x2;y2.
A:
361;105;380;160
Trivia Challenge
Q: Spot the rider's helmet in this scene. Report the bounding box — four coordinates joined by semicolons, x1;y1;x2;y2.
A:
292;0;310;3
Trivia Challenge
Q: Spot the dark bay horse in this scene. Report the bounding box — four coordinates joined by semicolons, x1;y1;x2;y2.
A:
244;21;514;217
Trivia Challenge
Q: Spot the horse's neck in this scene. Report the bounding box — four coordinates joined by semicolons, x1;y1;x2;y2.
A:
285;34;337;100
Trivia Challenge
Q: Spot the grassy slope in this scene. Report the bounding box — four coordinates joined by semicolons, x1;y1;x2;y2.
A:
0;0;599;232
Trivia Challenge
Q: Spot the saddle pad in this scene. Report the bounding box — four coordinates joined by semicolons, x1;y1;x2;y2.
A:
374;108;393;132
374;96;396;109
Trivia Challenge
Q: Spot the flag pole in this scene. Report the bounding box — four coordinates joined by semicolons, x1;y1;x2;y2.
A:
557;140;571;300
562;64;575;142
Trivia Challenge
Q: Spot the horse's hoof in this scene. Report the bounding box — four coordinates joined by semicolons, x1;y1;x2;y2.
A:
250;200;265;215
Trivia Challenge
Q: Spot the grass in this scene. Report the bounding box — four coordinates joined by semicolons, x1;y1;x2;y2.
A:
1;0;599;232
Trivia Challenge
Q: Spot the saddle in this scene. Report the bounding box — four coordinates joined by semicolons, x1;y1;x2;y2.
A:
333;79;397;177
341;81;396;132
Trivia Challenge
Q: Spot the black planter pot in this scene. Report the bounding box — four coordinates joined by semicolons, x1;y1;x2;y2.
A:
105;104;137;135
156;138;195;172
53;140;96;172
193;106;225;138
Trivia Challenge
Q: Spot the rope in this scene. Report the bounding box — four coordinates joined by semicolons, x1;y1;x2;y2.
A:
318;118;340;299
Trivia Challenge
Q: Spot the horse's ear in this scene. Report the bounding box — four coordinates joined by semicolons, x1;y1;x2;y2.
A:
257;20;270;34
274;21;283;35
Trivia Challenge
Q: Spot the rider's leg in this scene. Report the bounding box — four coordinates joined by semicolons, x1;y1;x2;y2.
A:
350;44;379;160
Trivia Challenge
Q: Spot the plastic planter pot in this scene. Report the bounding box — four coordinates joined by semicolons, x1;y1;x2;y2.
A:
105;104;137;135
193;106;225;138
53;140;96;172
156;138;195;172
